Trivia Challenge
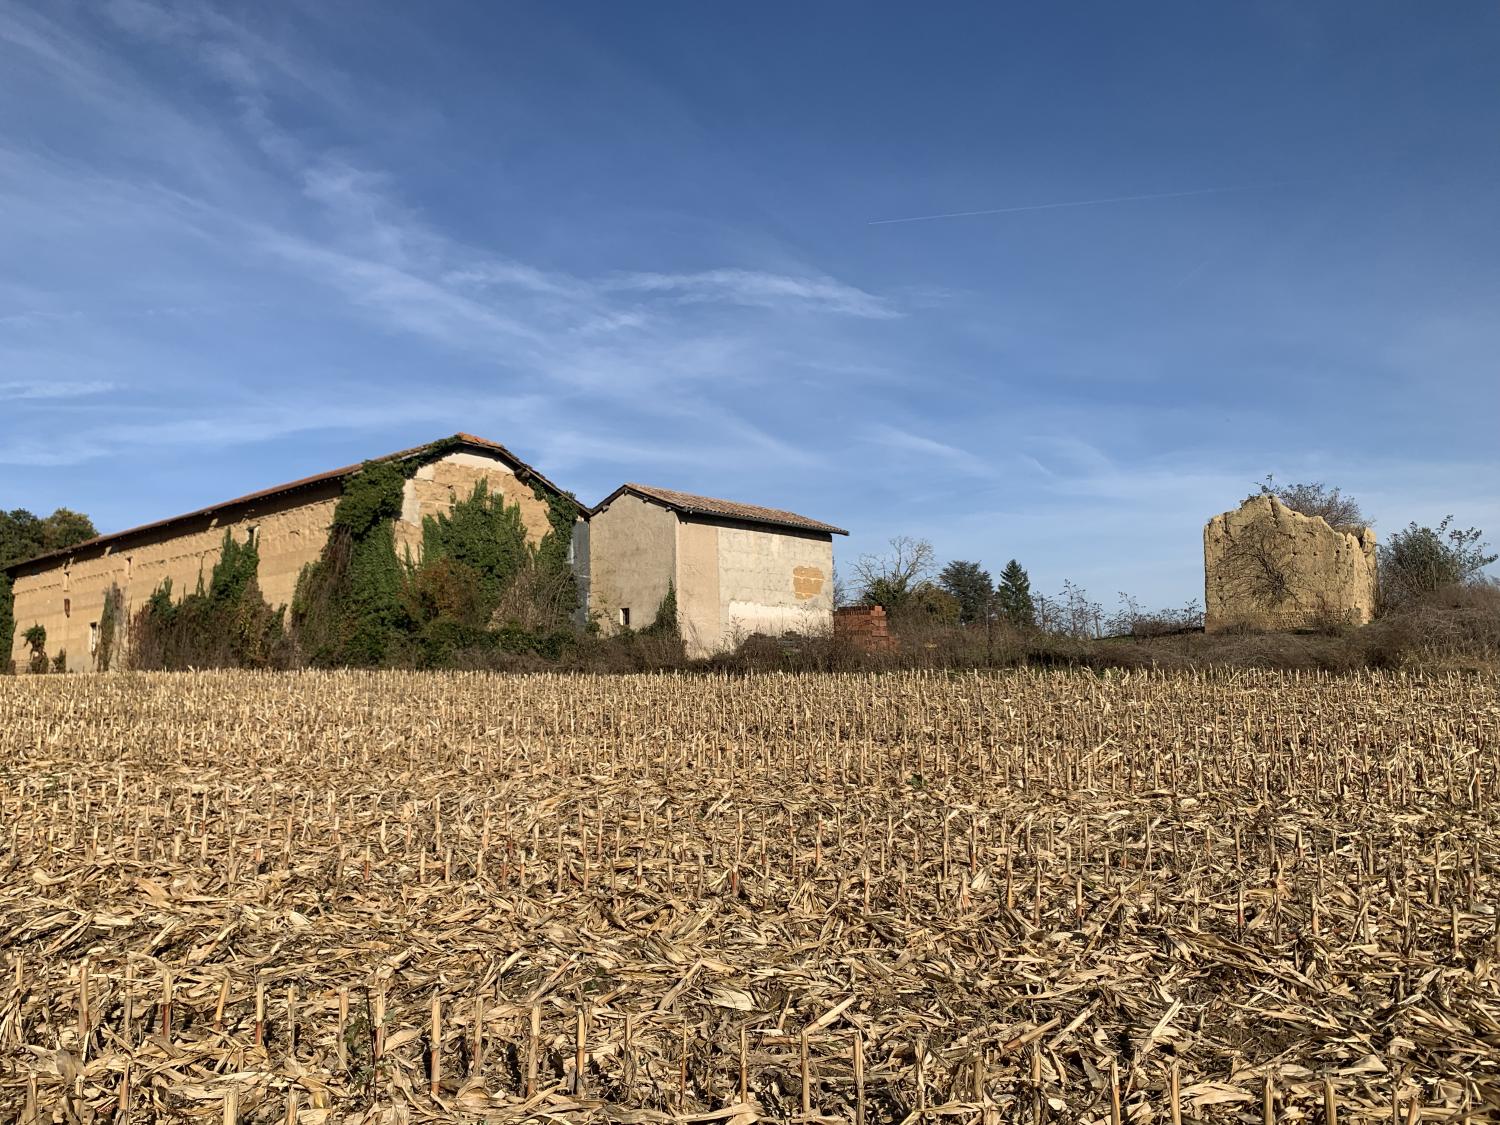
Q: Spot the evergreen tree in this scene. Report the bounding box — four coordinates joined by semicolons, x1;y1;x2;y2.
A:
938;560;994;624
995;559;1036;628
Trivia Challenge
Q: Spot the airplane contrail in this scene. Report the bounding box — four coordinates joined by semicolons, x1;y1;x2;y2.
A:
868;184;1264;225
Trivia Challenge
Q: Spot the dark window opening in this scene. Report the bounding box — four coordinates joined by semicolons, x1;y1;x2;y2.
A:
64;598;71;618
619;607;631;628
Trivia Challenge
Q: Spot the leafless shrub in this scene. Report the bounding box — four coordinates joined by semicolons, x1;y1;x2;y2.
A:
1254;475;1369;532
489;554;580;633
1217;517;1308;616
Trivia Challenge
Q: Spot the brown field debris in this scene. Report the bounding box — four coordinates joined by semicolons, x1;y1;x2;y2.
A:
2;668;1499;1122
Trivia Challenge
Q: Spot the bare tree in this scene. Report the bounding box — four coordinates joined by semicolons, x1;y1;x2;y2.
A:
852;536;936;610
831;565;852;609
1218;518;1308;612
1254;475;1369;532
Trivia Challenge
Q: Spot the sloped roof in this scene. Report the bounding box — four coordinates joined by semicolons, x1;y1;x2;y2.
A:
597;483;848;536
5;433;574;575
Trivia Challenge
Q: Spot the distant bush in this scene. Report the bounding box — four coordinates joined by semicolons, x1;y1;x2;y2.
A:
685;589;1500;676
1104;593;1205;639
1379;518;1497;611
1362;582;1500;670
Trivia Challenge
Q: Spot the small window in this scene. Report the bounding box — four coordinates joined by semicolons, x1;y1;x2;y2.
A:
89;622;99;654
64;598;71;618
619;607;631;628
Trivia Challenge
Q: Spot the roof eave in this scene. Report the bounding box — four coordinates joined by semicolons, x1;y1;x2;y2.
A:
592;484;847;536
674;507;848;536
4;433;577;576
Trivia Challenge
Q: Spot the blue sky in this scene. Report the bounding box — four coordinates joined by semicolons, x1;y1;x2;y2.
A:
3;0;1497;608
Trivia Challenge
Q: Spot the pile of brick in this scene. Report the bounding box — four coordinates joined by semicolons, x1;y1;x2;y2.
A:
834;605;898;654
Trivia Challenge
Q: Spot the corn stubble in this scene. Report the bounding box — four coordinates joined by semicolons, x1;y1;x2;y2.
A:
2;668;1498;1123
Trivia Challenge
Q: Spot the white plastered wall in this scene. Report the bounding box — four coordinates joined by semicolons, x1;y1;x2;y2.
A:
664;519;834;657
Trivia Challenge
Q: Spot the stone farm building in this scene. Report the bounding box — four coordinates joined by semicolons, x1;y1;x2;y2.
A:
5;433;846;670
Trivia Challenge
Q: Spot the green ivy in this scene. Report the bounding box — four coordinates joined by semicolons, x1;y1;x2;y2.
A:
294;443;586;668
344;519;408;664
532;483;581;618
643;582;679;637
421;480;530;614
293;459;413;666
23;623;47;674
132;530;287;670
0;572;13;674
96;583;123;672
332;459;407;537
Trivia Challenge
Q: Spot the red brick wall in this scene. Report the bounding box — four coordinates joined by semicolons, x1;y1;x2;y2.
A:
834;605;898;654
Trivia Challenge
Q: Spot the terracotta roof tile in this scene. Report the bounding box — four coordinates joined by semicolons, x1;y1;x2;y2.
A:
606;483;848;536
5;434;575;574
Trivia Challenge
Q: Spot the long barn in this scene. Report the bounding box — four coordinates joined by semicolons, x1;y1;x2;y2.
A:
4;433;845;669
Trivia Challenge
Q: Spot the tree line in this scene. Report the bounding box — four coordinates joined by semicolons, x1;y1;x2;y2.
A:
845;477;1497;640
848;535;1037;628
4;474;1496;671
1;508;100;672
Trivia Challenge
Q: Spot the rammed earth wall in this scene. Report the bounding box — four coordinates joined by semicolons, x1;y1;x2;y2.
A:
1204;495;1378;633
8;449;556;672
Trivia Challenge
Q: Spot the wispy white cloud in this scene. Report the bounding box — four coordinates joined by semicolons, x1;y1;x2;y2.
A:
0;390;502;467
65;3;894;409
863;423;996;476
0;379;117;400
606;269;899;319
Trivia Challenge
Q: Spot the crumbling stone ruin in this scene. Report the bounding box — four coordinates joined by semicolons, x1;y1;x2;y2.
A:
1204;495;1378;633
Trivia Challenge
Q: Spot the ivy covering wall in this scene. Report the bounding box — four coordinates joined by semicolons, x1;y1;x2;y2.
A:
0;573;12;674
130;530;288;670
121;442;585;671
96;584;123;672
291;447;583;668
291;459;409;666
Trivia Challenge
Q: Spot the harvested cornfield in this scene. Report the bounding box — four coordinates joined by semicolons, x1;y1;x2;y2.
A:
3;669;1499;1123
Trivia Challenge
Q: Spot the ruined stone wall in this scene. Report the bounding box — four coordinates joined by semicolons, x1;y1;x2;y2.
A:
1204;495;1378;633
